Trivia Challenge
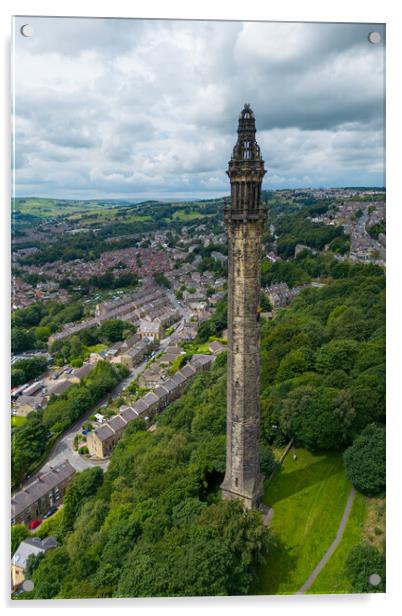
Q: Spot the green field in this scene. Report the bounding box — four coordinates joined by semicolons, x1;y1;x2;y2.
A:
256;448;362;595
11;415;27;428
308;492;367;593
171;209;206;221
67;210;152;226
12;198;111;220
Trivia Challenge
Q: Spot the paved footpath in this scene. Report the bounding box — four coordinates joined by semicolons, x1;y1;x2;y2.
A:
295;486;356;594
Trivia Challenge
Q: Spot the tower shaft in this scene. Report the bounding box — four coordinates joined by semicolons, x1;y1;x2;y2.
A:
221;104;266;510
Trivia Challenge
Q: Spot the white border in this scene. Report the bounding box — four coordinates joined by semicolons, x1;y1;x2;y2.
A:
1;1;401;615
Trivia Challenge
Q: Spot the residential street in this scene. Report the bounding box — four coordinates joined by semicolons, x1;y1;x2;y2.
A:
19;315;186;488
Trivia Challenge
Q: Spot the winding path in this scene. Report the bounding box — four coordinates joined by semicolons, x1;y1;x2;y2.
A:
295;486;356;594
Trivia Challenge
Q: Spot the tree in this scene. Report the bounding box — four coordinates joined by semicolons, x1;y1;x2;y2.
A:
260;293;271;312
99;320;125;343
153;272;171;288
275;346;314;382
25;552;45;580
343;423;385;495
117;500;270;597
11;327;35;353
12;416;49;484
31;547;70;599
327;306;370;341
11;524;29;555
61;467;104;534
315;339;360;374
346;544;385;592
280;386;355;451
11;368;25;387
260;444;278;477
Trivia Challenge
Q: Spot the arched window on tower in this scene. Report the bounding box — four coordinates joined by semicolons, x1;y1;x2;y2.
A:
242;139;251;160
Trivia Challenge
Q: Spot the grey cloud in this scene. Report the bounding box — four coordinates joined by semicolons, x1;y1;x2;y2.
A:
12;18;385;198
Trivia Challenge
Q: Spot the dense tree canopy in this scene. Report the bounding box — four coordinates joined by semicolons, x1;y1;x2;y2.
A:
346;544;386;593
12;301;84;353
260;267;385;452
22;359;271;599
343;423;386;496
11;356;48;387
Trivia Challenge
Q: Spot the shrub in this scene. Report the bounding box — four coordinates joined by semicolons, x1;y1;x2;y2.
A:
343;423;385;496
346;544;385;592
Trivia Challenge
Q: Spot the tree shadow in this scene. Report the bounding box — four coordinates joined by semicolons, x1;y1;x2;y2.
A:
264;457;341;507
255;535;299;595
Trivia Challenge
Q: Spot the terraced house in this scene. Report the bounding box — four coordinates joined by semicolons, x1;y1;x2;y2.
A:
11;461;76;525
87;354;214;459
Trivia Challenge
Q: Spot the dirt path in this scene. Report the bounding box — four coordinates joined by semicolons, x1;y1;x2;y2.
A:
295;486;356;594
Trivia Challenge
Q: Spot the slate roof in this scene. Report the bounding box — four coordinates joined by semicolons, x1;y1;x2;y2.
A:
154;385;169;400
209;341;225;353
180;364;196;379
15;395;45;410
120;333;141;350
48;379;74;396
159;378;177;393
139;320;161;334
93;424;115;442
171;372;186;386
192;354;214;369
120;407;137;422
133;399;148;414
11;461;76;519
143;391;159;406
108;415;127;433
73;363;94;380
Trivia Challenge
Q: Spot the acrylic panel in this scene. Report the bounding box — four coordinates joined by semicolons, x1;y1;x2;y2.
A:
11;16;386;600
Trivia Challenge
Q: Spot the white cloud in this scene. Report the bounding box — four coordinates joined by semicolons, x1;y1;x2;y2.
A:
12;17;385;198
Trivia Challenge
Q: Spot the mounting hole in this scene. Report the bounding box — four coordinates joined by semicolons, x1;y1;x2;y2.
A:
368;31;381;44
368;573;382;586
22;579;34;592
20;24;33;37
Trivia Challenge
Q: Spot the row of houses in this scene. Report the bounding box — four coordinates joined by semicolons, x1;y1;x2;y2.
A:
11;460;76;526
49;282;173;344
264;282;309;309
94;282;167;321
87;354;215;459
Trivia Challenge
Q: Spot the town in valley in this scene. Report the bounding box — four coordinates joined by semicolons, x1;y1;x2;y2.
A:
11;185;386;597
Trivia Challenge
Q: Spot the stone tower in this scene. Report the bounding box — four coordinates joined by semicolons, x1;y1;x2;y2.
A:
220;103;266;510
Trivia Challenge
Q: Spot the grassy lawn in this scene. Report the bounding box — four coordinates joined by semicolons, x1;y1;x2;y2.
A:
11;415;27;428
180;341;212;354
256;448;353;595
85;343;108;353
307;492;368;594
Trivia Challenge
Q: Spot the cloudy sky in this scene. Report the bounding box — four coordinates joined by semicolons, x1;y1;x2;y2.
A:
13;17;385;199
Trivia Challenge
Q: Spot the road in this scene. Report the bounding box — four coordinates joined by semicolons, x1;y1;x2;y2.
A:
19;316;186;488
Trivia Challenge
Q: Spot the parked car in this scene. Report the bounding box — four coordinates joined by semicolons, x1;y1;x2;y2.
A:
28;519;42;530
43;507;57;519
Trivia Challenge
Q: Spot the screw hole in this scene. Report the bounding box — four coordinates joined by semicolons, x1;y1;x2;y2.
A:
20;24;33;37
368;31;381;44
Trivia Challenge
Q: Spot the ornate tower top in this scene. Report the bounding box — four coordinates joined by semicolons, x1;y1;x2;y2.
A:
231;103;262;162
225;104;266;223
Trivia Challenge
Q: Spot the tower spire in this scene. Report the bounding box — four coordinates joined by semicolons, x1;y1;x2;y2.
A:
221;105;267;510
